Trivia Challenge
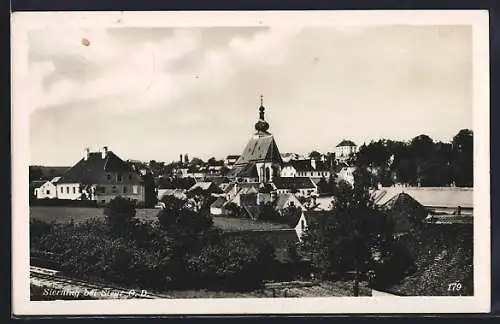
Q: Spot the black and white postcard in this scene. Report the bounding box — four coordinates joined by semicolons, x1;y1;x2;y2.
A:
11;10;490;315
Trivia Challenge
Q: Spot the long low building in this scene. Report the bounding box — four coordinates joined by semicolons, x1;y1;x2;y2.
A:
372;186;473;224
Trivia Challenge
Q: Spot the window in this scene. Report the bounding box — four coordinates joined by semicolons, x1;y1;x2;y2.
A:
128;174;132;180
60;187;63;193
78;187;81;193
112;186;117;194
73;187;76;194
133;186;138;194
123;186;128;194
46;190;50;195
107;174;111;180
101;200;106;204
66;187;69;194
117;173;123;182
301;219;306;231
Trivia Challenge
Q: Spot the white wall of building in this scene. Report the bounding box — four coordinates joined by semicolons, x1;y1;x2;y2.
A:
34;181;58;199
337;167;356;186
56;183;82;200
94;184;145;205
335;145;357;161
294;212;308;241
280;166;297;177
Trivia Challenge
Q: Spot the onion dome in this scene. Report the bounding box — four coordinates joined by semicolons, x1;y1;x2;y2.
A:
254;95;270;133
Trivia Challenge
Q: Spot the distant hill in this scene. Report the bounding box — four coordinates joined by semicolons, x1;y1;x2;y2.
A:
29;166;71;181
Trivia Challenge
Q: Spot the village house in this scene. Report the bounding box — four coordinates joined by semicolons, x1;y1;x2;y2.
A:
337;166;357;187
335;139;357;163
302;195;335;212
55;146;146;205
280;159;331;182
33;176;61;199
294;210;333;242
210;181;305;218
174;166;190;178
224;155;240;169
272;177;318;196
372;186;473;224
157;188;187;202
280;152;299;163
188;181;224;196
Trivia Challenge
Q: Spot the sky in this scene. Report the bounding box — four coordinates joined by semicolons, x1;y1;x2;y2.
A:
27;25;473;166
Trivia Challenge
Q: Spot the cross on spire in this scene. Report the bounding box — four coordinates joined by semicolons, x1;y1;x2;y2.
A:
260;94;264;107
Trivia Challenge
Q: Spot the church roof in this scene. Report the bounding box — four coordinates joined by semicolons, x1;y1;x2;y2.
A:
233;97;283;166
234;135;283;165
227;163;258;178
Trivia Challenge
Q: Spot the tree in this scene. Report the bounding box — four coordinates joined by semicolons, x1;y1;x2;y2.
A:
226;202;243;217
281;204;303;227
299;166;387;295
157;195;213;236
190;157;205;166
309;150;322;160
141;172;157;208
220;166;230;176
29;167;43;181
452;129;473;187
317;177;329;195
104;197;138;237
259;202;280;222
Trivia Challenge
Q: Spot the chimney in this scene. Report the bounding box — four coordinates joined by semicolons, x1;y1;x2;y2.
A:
101;146;108;159
83;148;90;161
311;158;316;170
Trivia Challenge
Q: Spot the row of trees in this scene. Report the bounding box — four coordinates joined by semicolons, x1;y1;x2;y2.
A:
30;193;300;292
308;129;473;188
148;156;227;178
355;129;473;187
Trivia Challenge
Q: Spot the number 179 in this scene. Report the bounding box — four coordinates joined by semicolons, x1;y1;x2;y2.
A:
448;282;462;291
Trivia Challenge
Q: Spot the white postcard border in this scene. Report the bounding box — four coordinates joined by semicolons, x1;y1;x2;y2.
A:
11;10;491;315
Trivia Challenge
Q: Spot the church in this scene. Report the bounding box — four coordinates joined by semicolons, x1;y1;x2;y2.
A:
228;96;283;184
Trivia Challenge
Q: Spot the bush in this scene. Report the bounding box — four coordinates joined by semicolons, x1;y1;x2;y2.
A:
186;237;263;290
30;197;299;293
104;197;137;236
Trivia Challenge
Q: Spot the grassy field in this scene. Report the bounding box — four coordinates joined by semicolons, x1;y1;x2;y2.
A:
30;207;290;231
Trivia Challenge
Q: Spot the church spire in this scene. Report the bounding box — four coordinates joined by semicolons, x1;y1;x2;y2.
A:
255;95;270;133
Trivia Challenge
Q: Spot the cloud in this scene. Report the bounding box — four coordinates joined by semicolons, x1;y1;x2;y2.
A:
26;26;303;114
27;28;202;112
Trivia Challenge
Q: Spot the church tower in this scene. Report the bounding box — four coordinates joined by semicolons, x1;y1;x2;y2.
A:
229;96;283;183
